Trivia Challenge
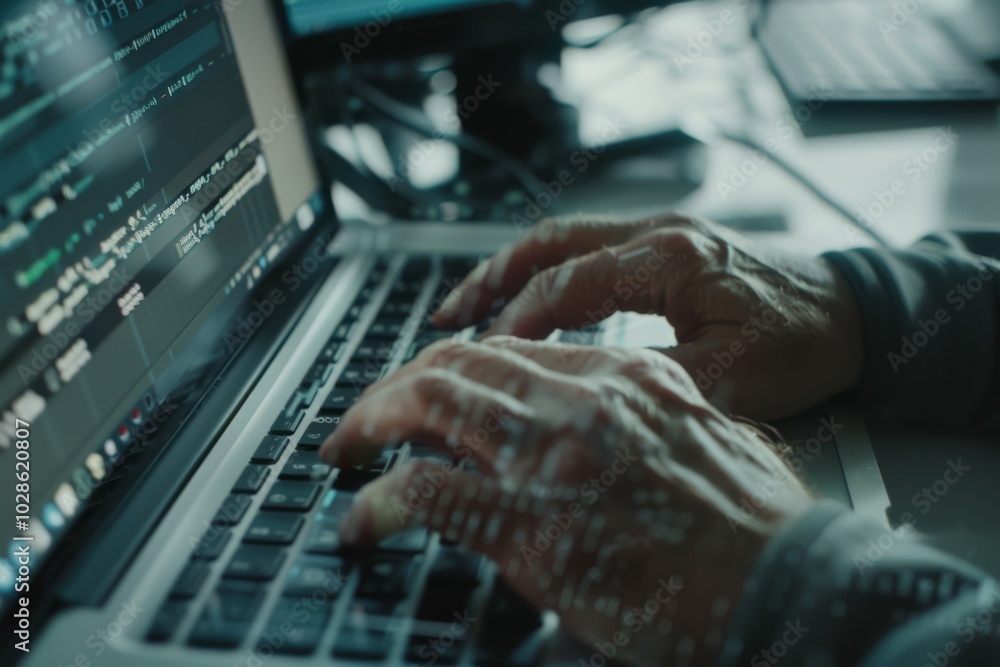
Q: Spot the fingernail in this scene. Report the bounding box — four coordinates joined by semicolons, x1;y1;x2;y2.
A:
318;436;339;464
435;287;463;318
340;505;363;545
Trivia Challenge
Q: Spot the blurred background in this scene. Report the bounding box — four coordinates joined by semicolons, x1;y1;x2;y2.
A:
275;0;1000;252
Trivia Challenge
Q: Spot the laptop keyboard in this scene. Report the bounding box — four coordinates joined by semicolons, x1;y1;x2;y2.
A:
145;255;549;663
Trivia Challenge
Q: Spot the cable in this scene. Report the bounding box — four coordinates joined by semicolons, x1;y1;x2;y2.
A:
721;131;892;247
346;75;559;213
679;117;893;247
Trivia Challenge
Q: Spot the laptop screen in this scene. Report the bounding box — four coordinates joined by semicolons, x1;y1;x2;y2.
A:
284;0;520;36
0;0;321;603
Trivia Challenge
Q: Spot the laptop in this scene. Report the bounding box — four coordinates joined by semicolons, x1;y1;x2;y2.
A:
0;1;891;665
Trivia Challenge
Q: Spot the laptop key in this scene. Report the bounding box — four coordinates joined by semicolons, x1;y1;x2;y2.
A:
377;527;428;554
188;587;265;648
205;587;266;622
355;555;416;599
170;559;211;599
261;596;334;655
337;363;383;388
280;450;332;481
484;579;543;629
262;480;322;512
351;341;396;364
284;555;349;596
391;278;425;296
330;321;359;341
299;419;340;450
332;626;391;660
320;387;361;413
414;329;454;349
146;600;188;642
315;490;356;527
233;464;270;494
317;341;346;364
367;321;406;339
377;299;415;319
408;634;467;664
212;494;253;527
428;546;484;586
332;468;381;492
304;517;343;555
244;512;304;545
270;408;305;435
415;587;476;622
224;544;286;580
302;362;333;386
476;627;547;667
192;528;232;560
251;435;289;463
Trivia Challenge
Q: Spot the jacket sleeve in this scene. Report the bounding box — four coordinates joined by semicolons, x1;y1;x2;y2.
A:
716;501;1000;667
821;232;1000;433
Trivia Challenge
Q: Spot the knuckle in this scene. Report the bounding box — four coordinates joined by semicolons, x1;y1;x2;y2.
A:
643;228;708;264
419;339;471;366
411;368;456;396
588;381;621;421
532;217;562;242
398;459;437;488
528;265;561;295
610;348;661;378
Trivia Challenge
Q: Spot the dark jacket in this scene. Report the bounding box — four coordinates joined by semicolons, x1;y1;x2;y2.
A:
717;234;1000;666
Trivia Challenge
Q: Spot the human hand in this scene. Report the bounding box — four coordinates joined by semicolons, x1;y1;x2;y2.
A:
432;215;864;420
319;338;813;666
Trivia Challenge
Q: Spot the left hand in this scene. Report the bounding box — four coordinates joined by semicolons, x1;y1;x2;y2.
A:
319;338;813;666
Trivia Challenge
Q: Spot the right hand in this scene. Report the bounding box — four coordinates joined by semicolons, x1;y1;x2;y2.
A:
320;338;813;666
433;214;864;420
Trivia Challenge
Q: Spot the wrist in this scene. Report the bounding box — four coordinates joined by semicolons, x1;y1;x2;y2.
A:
818;258;865;394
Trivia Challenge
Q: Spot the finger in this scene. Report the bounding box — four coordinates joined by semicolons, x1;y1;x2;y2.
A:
368;338;588;405
480;336;613;376
318;369;529;470
483;229;699;340
433;217;667;329
340;459;605;575
482;336;697;399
